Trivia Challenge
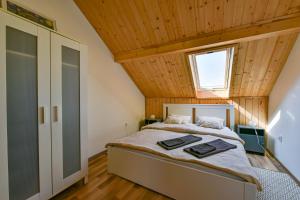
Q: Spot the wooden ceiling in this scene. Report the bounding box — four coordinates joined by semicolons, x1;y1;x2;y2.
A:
75;0;300;98
230;33;298;97
123;53;195;97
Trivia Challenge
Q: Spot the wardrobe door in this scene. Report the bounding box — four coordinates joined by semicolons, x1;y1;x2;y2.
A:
51;33;87;195
0;12;52;200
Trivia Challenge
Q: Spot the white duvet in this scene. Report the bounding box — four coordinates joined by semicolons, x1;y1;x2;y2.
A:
106;123;262;190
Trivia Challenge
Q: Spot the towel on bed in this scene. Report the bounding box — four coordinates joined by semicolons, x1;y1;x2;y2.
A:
184;139;237;159
158;135;202;150
189;143;216;154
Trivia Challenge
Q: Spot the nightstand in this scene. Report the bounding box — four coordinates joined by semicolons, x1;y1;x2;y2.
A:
144;118;162;125
237;125;265;155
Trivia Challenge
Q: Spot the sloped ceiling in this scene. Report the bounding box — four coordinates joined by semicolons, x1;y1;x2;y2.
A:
75;0;300;98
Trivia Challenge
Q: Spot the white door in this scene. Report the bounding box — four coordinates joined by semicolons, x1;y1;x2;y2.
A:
51;32;88;195
0;11;52;200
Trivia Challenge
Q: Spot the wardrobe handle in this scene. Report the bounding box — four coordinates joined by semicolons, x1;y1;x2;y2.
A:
53;106;59;122
40;106;46;124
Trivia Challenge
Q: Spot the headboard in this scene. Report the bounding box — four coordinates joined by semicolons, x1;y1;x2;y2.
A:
163;104;235;130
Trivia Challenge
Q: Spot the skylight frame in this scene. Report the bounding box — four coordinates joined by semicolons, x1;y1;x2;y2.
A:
189;46;234;91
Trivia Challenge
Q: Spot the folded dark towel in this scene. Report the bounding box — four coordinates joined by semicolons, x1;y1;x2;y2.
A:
158;135;202;150
190;143;216;155
184;139;237;159
161;138;185;147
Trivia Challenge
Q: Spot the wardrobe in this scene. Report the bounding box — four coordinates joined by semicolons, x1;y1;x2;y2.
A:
0;9;88;200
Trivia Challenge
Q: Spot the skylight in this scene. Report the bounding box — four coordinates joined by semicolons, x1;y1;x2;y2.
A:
189;47;234;90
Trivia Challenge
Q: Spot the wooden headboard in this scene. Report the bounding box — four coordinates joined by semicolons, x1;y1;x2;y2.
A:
163;104;235;130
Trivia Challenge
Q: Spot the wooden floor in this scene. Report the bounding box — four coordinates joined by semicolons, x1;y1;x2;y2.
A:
52;152;286;200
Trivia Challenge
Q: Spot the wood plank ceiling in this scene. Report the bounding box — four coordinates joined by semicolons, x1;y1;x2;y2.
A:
75;0;300;98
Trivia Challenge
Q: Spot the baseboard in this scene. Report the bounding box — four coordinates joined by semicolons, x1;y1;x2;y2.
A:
266;148;300;186
88;149;107;162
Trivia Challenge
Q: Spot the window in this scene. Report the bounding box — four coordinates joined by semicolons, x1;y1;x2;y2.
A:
189;47;234;90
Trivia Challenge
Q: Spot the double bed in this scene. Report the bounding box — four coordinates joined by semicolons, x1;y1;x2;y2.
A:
106;104;260;200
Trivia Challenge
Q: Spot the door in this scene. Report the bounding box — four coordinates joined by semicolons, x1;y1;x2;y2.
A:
0;11;52;200
51;32;87;195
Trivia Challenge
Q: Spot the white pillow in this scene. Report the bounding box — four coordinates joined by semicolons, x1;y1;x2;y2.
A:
196;116;224;129
164;115;192;124
179;115;192;124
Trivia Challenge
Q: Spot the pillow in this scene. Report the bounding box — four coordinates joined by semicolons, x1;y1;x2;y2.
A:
179;115;192;124
196;116;224;129
164;115;192;124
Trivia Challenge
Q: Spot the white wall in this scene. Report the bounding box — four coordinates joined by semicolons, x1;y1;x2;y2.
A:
268;34;300;181
12;0;145;156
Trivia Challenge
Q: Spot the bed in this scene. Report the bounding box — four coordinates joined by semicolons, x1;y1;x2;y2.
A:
106;104;259;200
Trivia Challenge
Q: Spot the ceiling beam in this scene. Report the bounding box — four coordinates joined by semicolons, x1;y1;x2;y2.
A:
115;16;300;63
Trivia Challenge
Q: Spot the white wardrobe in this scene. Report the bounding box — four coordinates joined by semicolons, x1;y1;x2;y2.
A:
0;10;88;200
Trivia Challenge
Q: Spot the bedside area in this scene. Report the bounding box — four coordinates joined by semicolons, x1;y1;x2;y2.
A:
144;118;162;125
237;125;265;155
139;118;162;130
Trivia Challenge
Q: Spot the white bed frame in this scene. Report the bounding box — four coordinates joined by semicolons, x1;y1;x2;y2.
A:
107;104;257;200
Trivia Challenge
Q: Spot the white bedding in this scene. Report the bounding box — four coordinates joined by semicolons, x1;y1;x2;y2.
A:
142;122;245;144
106;123;262;190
